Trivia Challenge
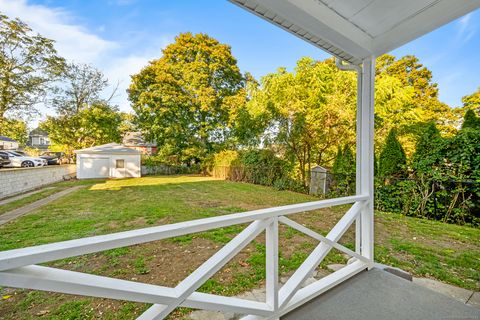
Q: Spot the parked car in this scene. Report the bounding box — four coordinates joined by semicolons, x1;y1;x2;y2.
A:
12;150;29;156
0;153;10;168
0;151;47;167
40;152;61;165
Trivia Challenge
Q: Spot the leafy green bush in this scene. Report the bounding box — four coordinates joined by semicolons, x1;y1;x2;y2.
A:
372;120;480;226
374;178;420;215
461;109;480;130
206;149;305;192
238;150;290;186
142;154;201;175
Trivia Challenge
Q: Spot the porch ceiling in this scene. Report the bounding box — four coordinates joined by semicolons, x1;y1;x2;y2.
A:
229;0;480;65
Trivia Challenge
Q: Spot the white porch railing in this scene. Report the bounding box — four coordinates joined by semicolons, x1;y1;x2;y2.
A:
0;194;372;319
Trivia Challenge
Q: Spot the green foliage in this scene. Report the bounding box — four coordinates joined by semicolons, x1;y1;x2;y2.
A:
0;118;27;146
41;102;122;154
462;87;480;113
39;62;122;155
374;154;379;176
207;149;304;192
128;32;246;164
238;149;291;186
442;129;480;224
118;112;138;137
332;146;343;174
211;150;240;167
379;129;407;177
331;144;355;196
0;14;65;120
332;144;354;174
141;154;201;175
373;121;480;225
412;122;444;174
241;57;357;185
461;109;480;130
375;178;420;215
375;54;455;155
445;128;480;179
238;54;454;185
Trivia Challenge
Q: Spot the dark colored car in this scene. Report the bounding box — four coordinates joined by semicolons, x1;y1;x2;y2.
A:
40;152;64;165
0;152;11;168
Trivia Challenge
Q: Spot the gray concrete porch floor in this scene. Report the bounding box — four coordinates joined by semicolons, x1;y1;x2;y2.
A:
283;268;480;320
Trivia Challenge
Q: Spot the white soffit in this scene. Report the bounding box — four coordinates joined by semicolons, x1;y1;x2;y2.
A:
230;0;480;65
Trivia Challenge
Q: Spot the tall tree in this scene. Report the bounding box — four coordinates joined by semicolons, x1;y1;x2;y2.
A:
0;14;65;123
0;118;27;146
44;62;121;153
379;128;407;177
332;146;344;174
51;63;111;115
242;57;357;185
375;54;455;155
332;145;354;175
41;102;122;154
332;144;355;194
128;32;245;163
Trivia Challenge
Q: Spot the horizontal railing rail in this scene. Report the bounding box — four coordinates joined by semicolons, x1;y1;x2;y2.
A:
0;194;367;271
0;195;371;320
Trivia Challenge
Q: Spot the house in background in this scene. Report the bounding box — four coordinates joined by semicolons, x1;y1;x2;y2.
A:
0;136;19;150
27;128;50;150
123;131;157;155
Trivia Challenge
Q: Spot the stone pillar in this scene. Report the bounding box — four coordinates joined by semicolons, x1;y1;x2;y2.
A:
309;166;328;195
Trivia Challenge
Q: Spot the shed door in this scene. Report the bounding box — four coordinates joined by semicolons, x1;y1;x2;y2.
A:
81;157;110;178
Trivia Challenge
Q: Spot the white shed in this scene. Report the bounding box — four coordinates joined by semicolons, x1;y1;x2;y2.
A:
74;143;141;179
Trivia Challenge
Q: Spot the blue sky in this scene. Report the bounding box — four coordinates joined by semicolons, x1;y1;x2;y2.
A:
1;0;479;123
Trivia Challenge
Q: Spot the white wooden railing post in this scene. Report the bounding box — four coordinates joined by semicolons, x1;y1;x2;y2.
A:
358;56;375;266
266;217;279;318
355;60;363;255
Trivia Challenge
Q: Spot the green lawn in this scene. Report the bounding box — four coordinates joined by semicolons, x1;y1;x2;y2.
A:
0;179;97;215
0;175;478;319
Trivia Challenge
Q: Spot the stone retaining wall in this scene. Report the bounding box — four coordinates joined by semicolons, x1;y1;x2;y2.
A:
0;165;76;199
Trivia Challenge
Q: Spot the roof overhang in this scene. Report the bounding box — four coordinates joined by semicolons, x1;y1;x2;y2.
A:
230;0;480;65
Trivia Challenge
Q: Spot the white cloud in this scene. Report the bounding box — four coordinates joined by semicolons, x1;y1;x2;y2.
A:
457;12;477;43
0;0;174;121
112;0;137;6
103;36;173;110
0;0;117;64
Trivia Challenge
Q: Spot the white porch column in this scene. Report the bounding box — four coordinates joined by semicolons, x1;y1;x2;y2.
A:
357;57;375;265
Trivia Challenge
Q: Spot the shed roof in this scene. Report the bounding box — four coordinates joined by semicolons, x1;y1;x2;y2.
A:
230;0;480;65
0;136;17;142
74;143;142;155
